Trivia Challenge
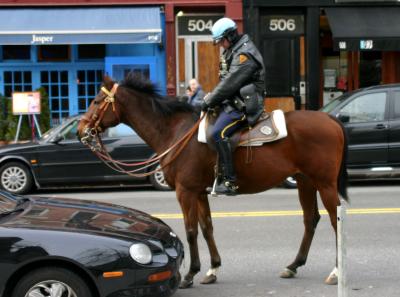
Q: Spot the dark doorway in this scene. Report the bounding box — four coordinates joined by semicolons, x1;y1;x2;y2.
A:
359;51;382;88
261;37;300;101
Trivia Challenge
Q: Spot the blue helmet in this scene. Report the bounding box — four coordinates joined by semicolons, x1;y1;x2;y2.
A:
211;17;237;44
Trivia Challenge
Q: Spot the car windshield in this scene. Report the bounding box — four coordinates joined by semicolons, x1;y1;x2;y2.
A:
320;91;354;113
40;124;61;140
107;124;137;137
39;118;135;142
39;118;80;142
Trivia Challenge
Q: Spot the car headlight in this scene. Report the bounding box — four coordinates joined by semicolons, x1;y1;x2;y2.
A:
165;247;178;258
129;243;152;264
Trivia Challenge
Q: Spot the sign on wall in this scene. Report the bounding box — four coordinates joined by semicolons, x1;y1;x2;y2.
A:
12;92;41;115
262;15;304;35
177;15;223;36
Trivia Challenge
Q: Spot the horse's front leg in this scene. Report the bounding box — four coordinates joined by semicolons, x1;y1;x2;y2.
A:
177;187;201;289
197;192;221;284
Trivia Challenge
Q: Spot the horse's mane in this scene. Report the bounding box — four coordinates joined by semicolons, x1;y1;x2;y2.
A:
120;73;198;118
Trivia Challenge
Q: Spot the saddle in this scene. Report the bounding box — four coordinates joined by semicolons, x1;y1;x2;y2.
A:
198;109;288;150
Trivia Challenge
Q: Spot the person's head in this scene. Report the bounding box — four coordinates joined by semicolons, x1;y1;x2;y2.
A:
188;79;199;92
186;85;193;96
211;17;240;49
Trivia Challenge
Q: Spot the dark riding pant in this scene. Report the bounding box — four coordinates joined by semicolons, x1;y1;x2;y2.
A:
212;110;247;142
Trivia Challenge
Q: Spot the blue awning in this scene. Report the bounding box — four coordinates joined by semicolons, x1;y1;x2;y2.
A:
0;7;162;45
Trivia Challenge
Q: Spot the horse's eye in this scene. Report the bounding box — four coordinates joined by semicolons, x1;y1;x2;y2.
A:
93;101;99;105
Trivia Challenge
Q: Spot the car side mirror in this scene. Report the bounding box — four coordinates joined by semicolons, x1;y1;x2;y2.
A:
51;134;64;144
337;113;350;123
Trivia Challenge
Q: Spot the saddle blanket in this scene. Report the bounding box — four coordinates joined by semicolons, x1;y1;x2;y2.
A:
198;109;288;147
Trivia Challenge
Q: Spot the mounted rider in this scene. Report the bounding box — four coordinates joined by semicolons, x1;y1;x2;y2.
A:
201;17;266;196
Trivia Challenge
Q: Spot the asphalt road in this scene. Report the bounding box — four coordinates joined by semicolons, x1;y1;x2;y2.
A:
35;184;400;297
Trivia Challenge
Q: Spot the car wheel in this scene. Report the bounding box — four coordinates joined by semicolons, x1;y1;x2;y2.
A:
12;267;92;297
0;162;33;194
149;164;171;191
283;176;297;189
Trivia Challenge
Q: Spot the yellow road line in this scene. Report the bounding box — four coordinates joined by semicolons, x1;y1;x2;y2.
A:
152;208;400;219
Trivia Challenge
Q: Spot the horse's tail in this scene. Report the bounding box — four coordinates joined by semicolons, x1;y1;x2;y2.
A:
330;115;349;202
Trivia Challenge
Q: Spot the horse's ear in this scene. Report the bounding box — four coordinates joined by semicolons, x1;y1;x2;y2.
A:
103;75;115;89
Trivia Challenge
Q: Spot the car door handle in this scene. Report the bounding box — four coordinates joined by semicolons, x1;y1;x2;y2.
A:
374;124;388;130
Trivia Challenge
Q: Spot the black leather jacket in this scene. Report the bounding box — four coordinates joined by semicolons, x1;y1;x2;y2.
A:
204;34;266;124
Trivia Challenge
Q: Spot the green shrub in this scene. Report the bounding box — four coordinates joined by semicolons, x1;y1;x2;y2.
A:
0;96;11;141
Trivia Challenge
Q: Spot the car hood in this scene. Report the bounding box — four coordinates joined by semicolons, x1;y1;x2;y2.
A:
1;196;174;243
0;141;40;155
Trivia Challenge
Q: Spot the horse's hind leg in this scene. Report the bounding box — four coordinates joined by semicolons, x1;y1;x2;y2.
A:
318;184;341;285
176;187;201;289
197;192;221;284
280;175;320;279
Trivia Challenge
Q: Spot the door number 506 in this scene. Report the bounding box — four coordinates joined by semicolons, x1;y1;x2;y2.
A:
269;19;296;31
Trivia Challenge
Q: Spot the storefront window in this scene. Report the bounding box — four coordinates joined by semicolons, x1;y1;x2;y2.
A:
40;70;69;125
3;71;32;97
38;45;70;62
2;45;30;60
77;69;103;113
78;44;105;59
112;64;150;81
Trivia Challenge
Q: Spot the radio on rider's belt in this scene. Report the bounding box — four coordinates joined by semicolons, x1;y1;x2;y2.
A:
219;54;228;78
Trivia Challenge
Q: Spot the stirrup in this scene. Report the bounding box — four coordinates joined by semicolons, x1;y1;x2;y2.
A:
208;180;238;196
207;177;219;197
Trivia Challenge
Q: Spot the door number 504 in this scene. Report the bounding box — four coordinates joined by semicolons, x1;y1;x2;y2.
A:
188;19;213;32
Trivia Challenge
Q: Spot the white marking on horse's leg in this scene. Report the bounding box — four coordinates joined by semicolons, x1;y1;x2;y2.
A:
280;268;297;278
200;267;218;284
325;266;338;285
206;267;219;276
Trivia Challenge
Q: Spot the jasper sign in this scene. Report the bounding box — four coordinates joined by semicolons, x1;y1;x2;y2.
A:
31;34;54;44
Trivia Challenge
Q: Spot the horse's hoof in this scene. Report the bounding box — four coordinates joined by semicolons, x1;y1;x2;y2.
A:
324;274;338;285
179;279;194;289
200;274;217;284
280;268;297;279
325;267;338;285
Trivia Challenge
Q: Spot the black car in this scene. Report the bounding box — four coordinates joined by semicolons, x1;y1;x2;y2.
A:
0;189;183;297
0;116;170;194
284;83;400;188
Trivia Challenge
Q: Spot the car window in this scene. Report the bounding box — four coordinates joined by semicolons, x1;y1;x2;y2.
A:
107;124;137;138
393;91;400;119
320;91;353;113
339;92;386;123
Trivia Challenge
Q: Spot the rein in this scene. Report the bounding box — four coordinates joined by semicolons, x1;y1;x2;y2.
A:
81;83;205;178
94;113;204;177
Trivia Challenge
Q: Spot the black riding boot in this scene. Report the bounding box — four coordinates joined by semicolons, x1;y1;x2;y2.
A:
213;138;238;196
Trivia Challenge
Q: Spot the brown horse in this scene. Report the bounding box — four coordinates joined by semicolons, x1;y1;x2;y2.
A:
78;74;348;288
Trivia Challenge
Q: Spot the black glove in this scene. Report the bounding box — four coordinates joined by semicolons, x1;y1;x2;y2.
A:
201;102;209;112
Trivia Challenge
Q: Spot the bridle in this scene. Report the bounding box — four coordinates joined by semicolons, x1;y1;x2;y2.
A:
80;83;119;147
79;83;205;178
